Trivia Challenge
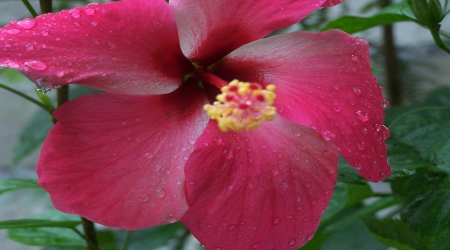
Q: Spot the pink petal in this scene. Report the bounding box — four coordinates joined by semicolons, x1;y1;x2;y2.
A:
37;82;209;229
171;0;327;66
181;117;338;249
321;0;343;7
0;0;192;94
212;30;391;182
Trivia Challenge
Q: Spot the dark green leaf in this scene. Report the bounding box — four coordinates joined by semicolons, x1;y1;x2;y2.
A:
322;3;413;33
122;222;186;250
320;220;387;250
0;178;40;195
12;109;53;164
0;219;80;229
388;107;450;174
322;182;373;223
392;169;450;250
337;157;366;184
8;227;85;247
362;217;430;250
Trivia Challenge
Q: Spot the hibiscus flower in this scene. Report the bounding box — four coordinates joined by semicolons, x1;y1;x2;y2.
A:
0;0;391;248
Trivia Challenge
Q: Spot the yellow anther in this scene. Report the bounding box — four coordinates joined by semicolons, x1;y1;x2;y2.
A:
203;80;277;132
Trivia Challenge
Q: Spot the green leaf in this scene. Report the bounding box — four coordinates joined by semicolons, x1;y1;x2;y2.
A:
322;2;412;34
35;88;54;110
0;219;80;229
320;220;387;250
337;157;366;184
7;210;85;247
392;168;450;250
388;107;450;174
121;222;186;250
8;227;85;247
322;182;373;223
362;218;430;250
0;178;40;195
12;109;53;164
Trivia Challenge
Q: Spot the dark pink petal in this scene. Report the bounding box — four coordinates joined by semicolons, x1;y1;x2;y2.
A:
37;82;209;229
0;0;192;94
321;0;343;7
171;0;327;65
181;117;338;249
212;30;391;182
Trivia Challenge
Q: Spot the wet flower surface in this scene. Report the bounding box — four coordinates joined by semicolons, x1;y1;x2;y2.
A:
0;0;391;248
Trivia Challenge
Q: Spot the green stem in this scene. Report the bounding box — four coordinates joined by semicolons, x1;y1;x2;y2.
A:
0;82;52;113
81;218;100;250
72;228;98;250
21;0;38;17
429;25;450;54
121;231;132;250
56;86;69;107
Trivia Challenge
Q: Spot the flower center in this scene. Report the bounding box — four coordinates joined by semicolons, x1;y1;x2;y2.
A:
204;80;277;132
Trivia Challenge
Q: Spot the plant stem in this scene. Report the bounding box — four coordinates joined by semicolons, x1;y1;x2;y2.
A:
56;86;69;107
121;231;132;250
380;0;402;106
82;217;100;250
21;0;38;17
429;25;450;54
0;83;52;113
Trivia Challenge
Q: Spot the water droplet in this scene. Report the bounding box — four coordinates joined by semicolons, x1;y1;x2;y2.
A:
156;188;166;198
227;224;237;230
85;8;95;15
144;152;153;159
227;185;234;190
16;19;36;29
71;13;80;18
321;130;336;140
382;99;389;108
165;169;171;175
281;181;287;187
155;164;162;171
285;238;296;247
24;60;47;71
353;87;362;96
36;86;52;94
351;55;358;61
139;194;148;202
357;142;365;151
332;85;339;90
166;214;177;223
7;29;21;34
293;131;301;137
356;110;369;122
24;44;34;51
40;30;49;36
203;142;209;147
213;137;223;145
273;217;280;224
188;138;195;145
224;150;233;160
307;233;314;241
91;22;98;26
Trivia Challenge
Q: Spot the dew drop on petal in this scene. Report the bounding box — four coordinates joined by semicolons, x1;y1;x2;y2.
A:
213;137;223;145
357;142;365;151
293;131;301;137
227;185;233;190
36;86;52;94
144;152;153;159
188;138;195;145
139;193;148;202
41;31;48;36
7;29;21;34
289;238;296;246
272;217;280;224
24;60;47;71
25;44;34;51
85;8;95;15
353;87;362;96
307;234;314;241
91;21;98;26
356;110;369;122
227;224;237;230
166;214;177;223
156;188;166;198
16;19;36;29
351;55;358;61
